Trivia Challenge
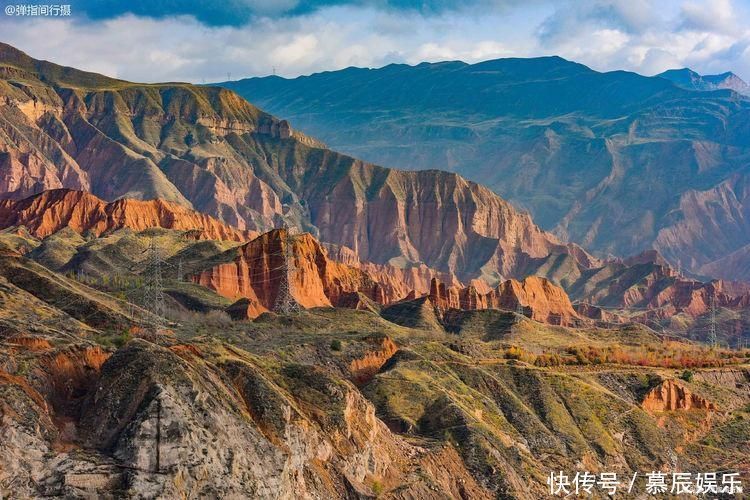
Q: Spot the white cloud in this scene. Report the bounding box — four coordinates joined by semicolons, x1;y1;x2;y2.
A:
0;0;748;84
679;0;737;34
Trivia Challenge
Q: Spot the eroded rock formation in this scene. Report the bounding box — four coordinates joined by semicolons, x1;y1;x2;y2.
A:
0;338;489;498
349;336;399;384
194;229;585;325
427;276;582;326
0;189;256;241
641;380;716;412
192;229;385;317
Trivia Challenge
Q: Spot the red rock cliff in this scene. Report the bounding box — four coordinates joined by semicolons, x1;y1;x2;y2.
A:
192;229;386;318
0;189;256;241
641;380;716;412
428;276;581;326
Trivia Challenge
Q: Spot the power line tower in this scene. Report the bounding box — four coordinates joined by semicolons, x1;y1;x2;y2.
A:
515;301;525;317
273;226;301;315
708;294;718;349
176;258;184;282
142;237;167;330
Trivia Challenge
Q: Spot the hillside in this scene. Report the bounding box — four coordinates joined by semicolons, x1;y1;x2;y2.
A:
1;245;749;497
4;189;750;345
0;43;596;285
220;57;750;281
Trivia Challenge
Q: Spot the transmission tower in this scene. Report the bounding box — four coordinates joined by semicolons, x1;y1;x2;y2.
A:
176;258;184;282
708;294;718;349
142;237;167;330
516;301;525;316
273;227;301;315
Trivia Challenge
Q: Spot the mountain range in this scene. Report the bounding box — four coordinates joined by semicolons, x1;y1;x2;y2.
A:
0;42;594;285
219;58;750;281
3;43;750;342
1;43;750;498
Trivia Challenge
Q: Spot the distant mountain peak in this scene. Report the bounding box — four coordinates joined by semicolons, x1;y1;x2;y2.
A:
657;67;750;95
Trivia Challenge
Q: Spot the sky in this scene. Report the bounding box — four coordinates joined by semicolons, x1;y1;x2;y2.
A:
1;0;749;83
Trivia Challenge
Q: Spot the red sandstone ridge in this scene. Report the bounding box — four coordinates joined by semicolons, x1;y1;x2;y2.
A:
192;229;387;318
427;276;582;326
568;253;750;323
0;189;257;242
192;228;583;325
641;380;716;412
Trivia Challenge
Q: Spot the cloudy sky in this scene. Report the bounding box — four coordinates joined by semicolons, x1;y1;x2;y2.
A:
1;0;749;83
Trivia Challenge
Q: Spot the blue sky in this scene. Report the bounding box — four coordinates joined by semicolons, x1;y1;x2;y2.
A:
1;0;749;83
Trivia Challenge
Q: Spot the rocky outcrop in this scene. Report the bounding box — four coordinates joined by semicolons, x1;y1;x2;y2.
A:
225;297;266;320
5;44;750;329
192;229;386;317
0;335;489;499
194;229;583;326
641;380;716;412
565;253;750;323
574;303;627;324
324;242;462;300
427;276;582;326
0;189;256;241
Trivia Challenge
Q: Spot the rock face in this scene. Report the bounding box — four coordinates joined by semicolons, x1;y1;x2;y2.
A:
223;56;750;281
192;229;385;317
4;44;749;336
2;245;750;498
427;276;582;326
0;189;256;241
3;188;748;337
0;42;321;232
0;43;595;285
324;242;463;300
348;336;399;384
641;380;716;412
565;253;750;322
